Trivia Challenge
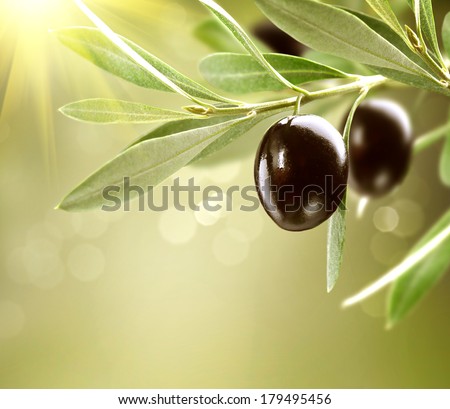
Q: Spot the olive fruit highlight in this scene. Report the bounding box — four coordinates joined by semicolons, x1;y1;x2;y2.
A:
255;115;348;232
347;99;413;197
252;20;306;56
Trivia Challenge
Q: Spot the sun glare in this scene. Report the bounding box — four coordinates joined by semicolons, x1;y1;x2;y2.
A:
4;0;65;22
0;0;189;181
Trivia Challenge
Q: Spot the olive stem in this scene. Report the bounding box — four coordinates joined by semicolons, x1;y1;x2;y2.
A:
293;95;303;116
413;122;450;154
206;75;388;117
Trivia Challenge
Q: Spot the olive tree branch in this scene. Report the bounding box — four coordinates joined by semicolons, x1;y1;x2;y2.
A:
185;75;388;117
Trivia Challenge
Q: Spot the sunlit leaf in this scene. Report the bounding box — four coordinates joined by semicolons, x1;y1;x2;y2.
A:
57;115;252;211
54;27;229;103
130;108;289;162
200;53;347;94
60;99;199;124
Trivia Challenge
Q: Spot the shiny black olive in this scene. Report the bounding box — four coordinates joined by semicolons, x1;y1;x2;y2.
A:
255;115;348;232
347;99;413;197
252;20;306;56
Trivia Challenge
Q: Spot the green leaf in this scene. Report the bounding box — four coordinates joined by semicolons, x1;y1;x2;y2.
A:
57;115;252;211
327;90;367;292
388;209;450;327
442;12;450;58
193;19;244;53
366;65;450;97
255;0;432;80
439;115;450;186
409;0;445;66
129;116;230;147
303;49;371;76
194;108;286;161
60;99;200;124
327;203;347;293
199;53;348;94
365;0;407;42
54;27;229;103
342;7;429;72
345;8;450;95
197;0;298;92
129;108;288;162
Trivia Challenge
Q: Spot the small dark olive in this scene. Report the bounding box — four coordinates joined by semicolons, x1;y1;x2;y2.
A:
347;99;413;197
255;115;348;232
252;20;306;56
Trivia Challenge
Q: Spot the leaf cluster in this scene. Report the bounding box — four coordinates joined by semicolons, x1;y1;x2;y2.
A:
56;0;450;326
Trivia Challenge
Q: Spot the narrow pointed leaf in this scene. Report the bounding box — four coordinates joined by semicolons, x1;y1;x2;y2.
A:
408;0;445;66
365;0;407;42
442;12;450;58
366;65;450;97
129;108;288;162
327;91;367;292
197;0;297;91
303;49;368;75
54;27;229;103
194;108;287;161
57;115;252;211
129;116;230;147
346;8;449;95
343;8;431;72
60;99;200;124
388;209;450;326
327;202;347;293
255;0;433;80
199;53;347;94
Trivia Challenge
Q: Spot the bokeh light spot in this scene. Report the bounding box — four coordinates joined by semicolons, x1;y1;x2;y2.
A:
68;243;105;282
212;228;249;266
194;201;225;226
373;206;399;232
392;199;425;238
159;208;197;245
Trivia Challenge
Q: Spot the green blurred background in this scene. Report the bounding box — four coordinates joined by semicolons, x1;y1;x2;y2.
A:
0;0;449;388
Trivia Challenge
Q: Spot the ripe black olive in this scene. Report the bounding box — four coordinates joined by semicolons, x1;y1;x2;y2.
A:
255;115;348;232
347;99;413;197
252;20;306;56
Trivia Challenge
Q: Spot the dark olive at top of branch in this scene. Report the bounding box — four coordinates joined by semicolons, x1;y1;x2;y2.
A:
255;115;348;232
347;99;413;197
252;20;306;56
